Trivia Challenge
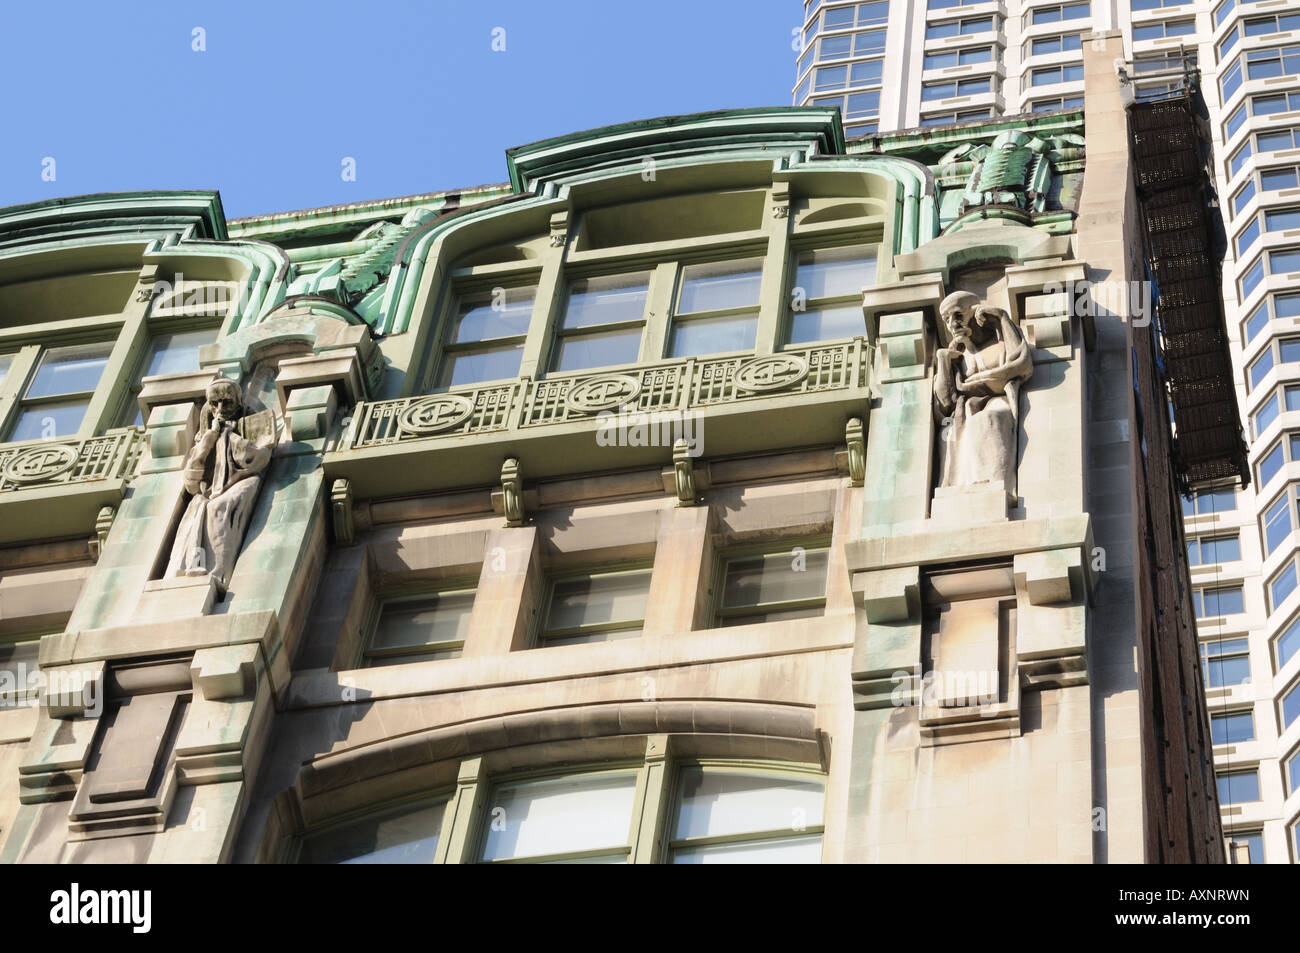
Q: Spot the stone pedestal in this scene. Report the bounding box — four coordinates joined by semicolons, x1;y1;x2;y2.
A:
930;481;1012;525
136;575;218;623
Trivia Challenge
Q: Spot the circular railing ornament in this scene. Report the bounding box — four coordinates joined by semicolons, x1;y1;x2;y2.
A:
2;444;79;485
397;394;475;434
565;374;641;414
733;354;809;393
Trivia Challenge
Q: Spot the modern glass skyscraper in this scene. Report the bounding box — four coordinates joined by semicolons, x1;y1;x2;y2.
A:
796;0;1300;864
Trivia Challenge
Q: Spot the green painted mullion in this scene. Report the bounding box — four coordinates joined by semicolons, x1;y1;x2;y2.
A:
630;734;674;864
753;187;794;356
518;230;569;380
82;279;154;440
435;757;488;864
0;345;41;442
640;262;679;363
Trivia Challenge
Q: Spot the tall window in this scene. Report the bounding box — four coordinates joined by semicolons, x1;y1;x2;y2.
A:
439;285;535;387
1276;613;1300;669
669;259;764;357
1210;711;1255;745
1263;488;1295;555
1029;1;1089;26
1284;679;1300;728
1217;769;1261;804
298;799;448;864
1201;637;1251;687
668;767;825;863
788;245;876;344
1193;585;1244;619
1187;534;1241;566
714;544;829;627
4;342;112;442
1182;487;1235;516
535;567;652;646
364;587;475;666
553;273;649;372
479;770;640;863
121;327;220;425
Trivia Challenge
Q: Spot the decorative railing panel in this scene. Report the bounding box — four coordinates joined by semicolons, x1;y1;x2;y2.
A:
344;340;867;451
0;428;145;494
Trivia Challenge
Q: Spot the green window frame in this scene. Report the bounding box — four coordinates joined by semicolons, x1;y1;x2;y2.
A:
117;324;222;426
712;539;831;628
477;765;643;864
362;584;476;667
1;341;114;443
437;282;537;388
551;271;652;373
667;257;765;358
534;565;653;647
786;243;877;345
666;761;826;864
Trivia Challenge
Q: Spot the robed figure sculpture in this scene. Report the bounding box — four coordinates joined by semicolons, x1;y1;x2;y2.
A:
932;290;1033;494
165;378;276;590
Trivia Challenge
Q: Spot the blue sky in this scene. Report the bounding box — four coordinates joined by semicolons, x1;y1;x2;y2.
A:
0;1;799;219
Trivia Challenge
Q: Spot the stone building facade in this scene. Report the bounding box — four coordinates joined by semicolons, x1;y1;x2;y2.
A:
0;35;1225;863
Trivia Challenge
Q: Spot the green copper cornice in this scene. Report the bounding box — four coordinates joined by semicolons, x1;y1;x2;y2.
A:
506;107;846;194
0;190;226;249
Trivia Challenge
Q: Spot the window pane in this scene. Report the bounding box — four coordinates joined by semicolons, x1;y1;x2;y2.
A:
1201;586;1244;616
480;772;637;861
795;246;876;299
554;328;642;372
1279;616;1300;667
678;260;764;314
670;313;757;357
562;274;648;330
0;353;12;390
8;400;89;442
372;591;473;656
722;549;828;608
789;304;867;344
674;768;824;840
1261;443;1285;485
299;801;445;864
25;343;112;398
451;289;534;344
1266;496;1293;553
672;834;823;864
1217;771;1260;804
545;570;651;634
441;344;524;387
1203;536;1241;563
1285;682;1300;727
1211;712;1255;744
141;328;219;378
1207;655;1251;687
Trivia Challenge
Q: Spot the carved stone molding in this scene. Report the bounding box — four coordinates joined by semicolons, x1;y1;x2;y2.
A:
733;354;809;393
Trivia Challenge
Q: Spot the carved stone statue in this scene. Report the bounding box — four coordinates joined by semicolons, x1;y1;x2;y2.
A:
165;379;276;590
932;291;1033;494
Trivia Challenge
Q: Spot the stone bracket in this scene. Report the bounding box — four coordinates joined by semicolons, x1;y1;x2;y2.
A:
854;565;920;624
284;383;338;441
331;478;355;545
144;401;199;468
1014;547;1089;690
87;505;117;561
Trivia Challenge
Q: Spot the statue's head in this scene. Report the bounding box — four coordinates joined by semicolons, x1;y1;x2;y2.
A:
205;379;242;422
940;291;981;349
